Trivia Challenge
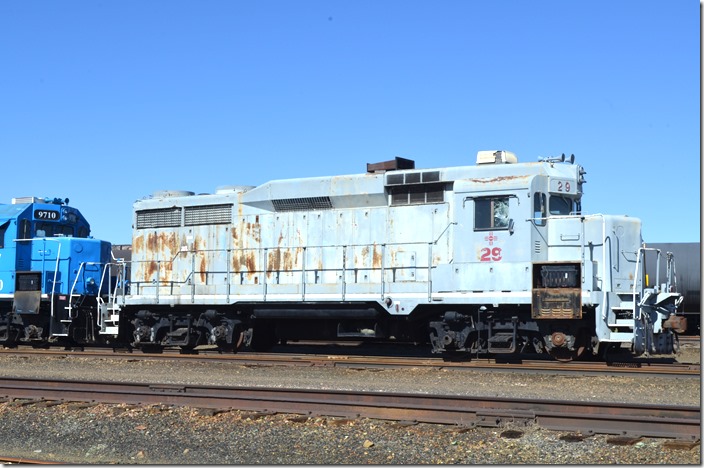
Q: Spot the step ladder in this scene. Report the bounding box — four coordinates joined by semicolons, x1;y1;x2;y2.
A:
98;298;121;335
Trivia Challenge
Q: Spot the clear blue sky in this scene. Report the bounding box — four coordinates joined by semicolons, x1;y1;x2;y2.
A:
0;0;699;245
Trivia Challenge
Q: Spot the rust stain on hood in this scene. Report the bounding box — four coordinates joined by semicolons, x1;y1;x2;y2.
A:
468;175;530;184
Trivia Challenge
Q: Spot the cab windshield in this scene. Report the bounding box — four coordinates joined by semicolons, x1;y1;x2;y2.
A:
549;196;574;215
36;222;75;237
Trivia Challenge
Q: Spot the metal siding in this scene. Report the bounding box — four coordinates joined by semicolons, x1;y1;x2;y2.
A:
608;216;641;294
546;217;584;262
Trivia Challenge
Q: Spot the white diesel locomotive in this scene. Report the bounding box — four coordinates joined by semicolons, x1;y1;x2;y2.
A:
112;151;685;360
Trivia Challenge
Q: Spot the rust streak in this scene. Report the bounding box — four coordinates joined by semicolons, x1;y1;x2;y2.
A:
372;244;382;269
283;250;293;271
268;248;281;273
133;235;144;254
145;261;157;283
245;253;258;279
193;235;204;252
361;246;370;267
282;248;302;272
146;232;158;252
199;253;207;284
231;252;242;273
468;175;529;184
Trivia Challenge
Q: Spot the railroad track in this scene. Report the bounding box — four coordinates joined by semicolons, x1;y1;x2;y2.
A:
0;456;62;464
0;348;699;378
0;376;699;441
678;335;701;346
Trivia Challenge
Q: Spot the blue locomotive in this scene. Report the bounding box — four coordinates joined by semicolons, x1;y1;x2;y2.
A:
115;151;687;360
0;196;122;347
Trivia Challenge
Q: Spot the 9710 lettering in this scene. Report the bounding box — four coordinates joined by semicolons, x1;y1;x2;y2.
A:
34;209;59;220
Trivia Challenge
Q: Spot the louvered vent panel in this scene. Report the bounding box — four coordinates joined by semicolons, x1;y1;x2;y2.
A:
185;204;233;225
389;183;446;206
136;208;181;229
272;197;333;212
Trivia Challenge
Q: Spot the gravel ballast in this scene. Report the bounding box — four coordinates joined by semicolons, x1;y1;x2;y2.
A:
0;345;699;464
0;402;700;464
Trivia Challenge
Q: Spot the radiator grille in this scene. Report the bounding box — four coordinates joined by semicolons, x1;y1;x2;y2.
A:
389;183;445;206
272;197;333;212
185;204;233;225
136;208;182;229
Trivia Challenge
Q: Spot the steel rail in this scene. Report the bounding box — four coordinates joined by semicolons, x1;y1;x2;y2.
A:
0;348;699;378
0;377;698;441
0;455;63;464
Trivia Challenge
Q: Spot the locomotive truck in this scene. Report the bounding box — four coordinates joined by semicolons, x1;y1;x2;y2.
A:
116;150;686;360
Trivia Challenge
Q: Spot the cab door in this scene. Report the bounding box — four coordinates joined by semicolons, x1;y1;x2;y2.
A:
13;218;42;314
0;219;15;298
531;191;549;262
451;193;527;292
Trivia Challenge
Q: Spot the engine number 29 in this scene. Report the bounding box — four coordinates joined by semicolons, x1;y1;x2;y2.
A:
480;247;502;262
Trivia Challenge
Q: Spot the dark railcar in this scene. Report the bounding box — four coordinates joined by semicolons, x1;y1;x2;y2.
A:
645;242;700;333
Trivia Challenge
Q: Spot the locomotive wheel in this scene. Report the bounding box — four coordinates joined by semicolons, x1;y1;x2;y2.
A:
548;347;578;362
548;342;586;362
547;329;589;362
218;329;245;354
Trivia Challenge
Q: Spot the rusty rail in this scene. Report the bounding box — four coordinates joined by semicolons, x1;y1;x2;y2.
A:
0;455;63;464
0;348;698;378
0;377;698;441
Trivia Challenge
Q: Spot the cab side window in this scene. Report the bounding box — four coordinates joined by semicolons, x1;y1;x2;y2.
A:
20;219;31;239
533;193;546;226
0;221;8;248
475;196;510;230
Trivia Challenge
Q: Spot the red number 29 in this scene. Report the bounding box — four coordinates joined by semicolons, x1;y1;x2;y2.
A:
480;247;502;262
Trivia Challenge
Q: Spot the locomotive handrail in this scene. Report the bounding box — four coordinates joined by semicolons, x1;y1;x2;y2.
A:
433;222;456;244
68;260;105;318
69;261;85;319
667;251;677;294
98;262;126;304
633;247;646;322
632;246;677;321
50;242;61;324
128;241;438;269
634;246;679;298
126;239;440;302
95;261;126;331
